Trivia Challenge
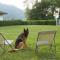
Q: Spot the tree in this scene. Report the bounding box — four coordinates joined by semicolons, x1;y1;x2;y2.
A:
25;0;60;20
26;1;53;20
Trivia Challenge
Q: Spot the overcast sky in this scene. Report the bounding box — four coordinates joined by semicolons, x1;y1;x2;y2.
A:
0;0;41;10
0;0;25;10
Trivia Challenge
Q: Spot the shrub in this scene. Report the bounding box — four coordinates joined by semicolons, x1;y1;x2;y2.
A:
0;20;56;26
27;20;56;25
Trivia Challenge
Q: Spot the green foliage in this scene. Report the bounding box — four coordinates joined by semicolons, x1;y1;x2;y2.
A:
25;0;60;20
55;0;60;7
0;20;56;26
26;1;54;20
0;20;25;26
27;20;56;25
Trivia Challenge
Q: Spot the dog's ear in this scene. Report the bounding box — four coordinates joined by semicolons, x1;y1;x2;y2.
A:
27;28;29;31
24;28;26;32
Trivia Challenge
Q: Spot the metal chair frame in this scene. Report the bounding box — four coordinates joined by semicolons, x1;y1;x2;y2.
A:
0;33;13;55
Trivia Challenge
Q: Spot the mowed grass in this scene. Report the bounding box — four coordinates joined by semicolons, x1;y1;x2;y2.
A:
0;25;60;60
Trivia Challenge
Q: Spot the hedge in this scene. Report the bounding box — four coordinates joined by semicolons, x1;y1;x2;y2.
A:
27;20;56;25
0;20;56;26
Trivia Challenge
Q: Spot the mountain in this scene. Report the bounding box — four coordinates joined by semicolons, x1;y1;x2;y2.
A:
0;3;25;20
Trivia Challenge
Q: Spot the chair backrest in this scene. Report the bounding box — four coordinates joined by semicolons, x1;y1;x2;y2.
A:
0;33;13;49
37;31;56;44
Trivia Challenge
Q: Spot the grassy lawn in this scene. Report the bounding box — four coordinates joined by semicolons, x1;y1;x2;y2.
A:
0;25;60;60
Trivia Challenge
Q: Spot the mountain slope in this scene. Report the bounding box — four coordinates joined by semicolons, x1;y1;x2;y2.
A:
0;3;25;20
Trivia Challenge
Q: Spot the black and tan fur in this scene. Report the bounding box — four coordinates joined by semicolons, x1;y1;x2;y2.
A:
9;28;29;52
15;28;29;49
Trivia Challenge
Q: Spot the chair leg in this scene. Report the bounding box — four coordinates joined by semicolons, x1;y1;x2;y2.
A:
53;44;56;57
0;46;6;55
35;45;38;53
48;44;56;59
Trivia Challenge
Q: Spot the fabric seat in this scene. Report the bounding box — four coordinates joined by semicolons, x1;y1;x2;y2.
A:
37;40;49;45
4;40;13;45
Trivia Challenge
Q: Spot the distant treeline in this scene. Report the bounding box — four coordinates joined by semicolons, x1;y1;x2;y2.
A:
0;20;56;26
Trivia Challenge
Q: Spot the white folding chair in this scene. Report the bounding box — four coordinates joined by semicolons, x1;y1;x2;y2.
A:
35;31;56;58
0;33;13;55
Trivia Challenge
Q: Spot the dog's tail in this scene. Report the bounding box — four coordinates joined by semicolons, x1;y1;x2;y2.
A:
9;42;24;53
8;49;19;52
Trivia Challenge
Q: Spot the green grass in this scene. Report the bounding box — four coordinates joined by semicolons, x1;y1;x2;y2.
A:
0;25;60;60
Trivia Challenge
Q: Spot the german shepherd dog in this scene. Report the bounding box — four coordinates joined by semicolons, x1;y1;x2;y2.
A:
15;28;29;49
9;28;29;52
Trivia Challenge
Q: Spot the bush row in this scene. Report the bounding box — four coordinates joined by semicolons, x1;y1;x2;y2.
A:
27;20;56;25
0;20;56;26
